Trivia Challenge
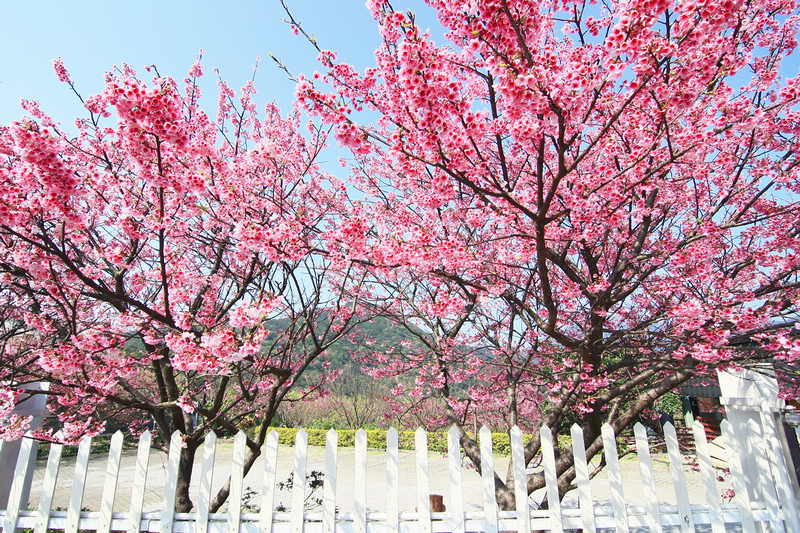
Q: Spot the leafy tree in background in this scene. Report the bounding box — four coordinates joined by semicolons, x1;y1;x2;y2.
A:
0;59;368;511
291;0;800;507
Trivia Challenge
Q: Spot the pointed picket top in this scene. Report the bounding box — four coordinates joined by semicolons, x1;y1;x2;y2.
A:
327;428;338;442
386;428;400;533
161;431;183;533
260;430;280;533
570;424;595;533
323;429;338;533
196;431;217;533
447;426;466;533
633;423;661;533
691;421;725;533
35;431;64;533
663;423;694;533
98;431;125;533
228;431;248;533
291;430;309;533
720;421;756;533
415;427;432;533
355;429;368;533
509;426;530;533
600;424;628;533
539;425;562;533
479;426;498;533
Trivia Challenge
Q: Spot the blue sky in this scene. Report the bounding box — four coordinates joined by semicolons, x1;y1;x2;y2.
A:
0;0;441;126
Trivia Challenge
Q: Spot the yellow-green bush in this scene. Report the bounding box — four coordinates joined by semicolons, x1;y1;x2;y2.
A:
266;428;538;455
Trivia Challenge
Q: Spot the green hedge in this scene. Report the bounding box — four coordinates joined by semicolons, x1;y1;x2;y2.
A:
267;428;549;456
36;429;576;458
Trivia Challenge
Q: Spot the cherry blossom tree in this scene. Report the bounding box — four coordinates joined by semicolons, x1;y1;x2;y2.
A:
0;59;367;511
290;0;800;507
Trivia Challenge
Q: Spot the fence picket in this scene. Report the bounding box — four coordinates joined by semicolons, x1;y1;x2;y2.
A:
691;421;725;533
128;431;152;533
196;431;217;533
259;430;279;533
600;424;629;533
415;427;432;533
759;401;800;531
34;433;63;533
0;419;783;533
5;434;34;533
447;427;465;533
479;427;498;533
161;431;183;533
633;423;661;533
540;425;562;533
228;432;247;533
291;430;308;533
64;436;92;533
354;429;367;533
663;423;694;532
745;418;783;532
570;424;595;533
97;431;124;533
387;428;400;533
323;430;338;533
720;421;756;533
509;426;529;533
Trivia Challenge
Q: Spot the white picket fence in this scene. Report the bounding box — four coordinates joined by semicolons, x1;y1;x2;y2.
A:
0;420;797;533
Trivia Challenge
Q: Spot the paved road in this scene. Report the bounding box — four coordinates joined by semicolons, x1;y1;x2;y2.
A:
24;439;726;514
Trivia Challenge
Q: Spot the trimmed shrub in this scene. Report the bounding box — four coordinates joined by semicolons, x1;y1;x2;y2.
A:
266;428;533;455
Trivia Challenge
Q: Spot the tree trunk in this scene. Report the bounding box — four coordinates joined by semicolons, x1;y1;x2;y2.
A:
175;441;199;512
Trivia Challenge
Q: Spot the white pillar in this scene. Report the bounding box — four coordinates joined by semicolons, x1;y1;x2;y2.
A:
0;383;49;510
719;368;800;530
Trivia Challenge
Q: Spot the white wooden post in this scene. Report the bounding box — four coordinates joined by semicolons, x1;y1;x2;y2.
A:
128;431;152;533
447;427;465;533
570;424;595;533
228;432;247;533
691;422;725;533
323;430;338;533
479;427;498;533
718;367;777;503
4;433;34;533
759;400;800;531
720;420;757;533
540;425;562;533
415;427;432;533
354;429;367;533
601;424;629;533
386;428;399;533
34;433;63;533
663;423;694;532
0;383;49;512
97;431;124;533
633;423;661;533
259;431;279;533
746;418;784;532
291;430;308;533
161;431;183;533
196;432;217;533
510;426;530;533
65;436;92;533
